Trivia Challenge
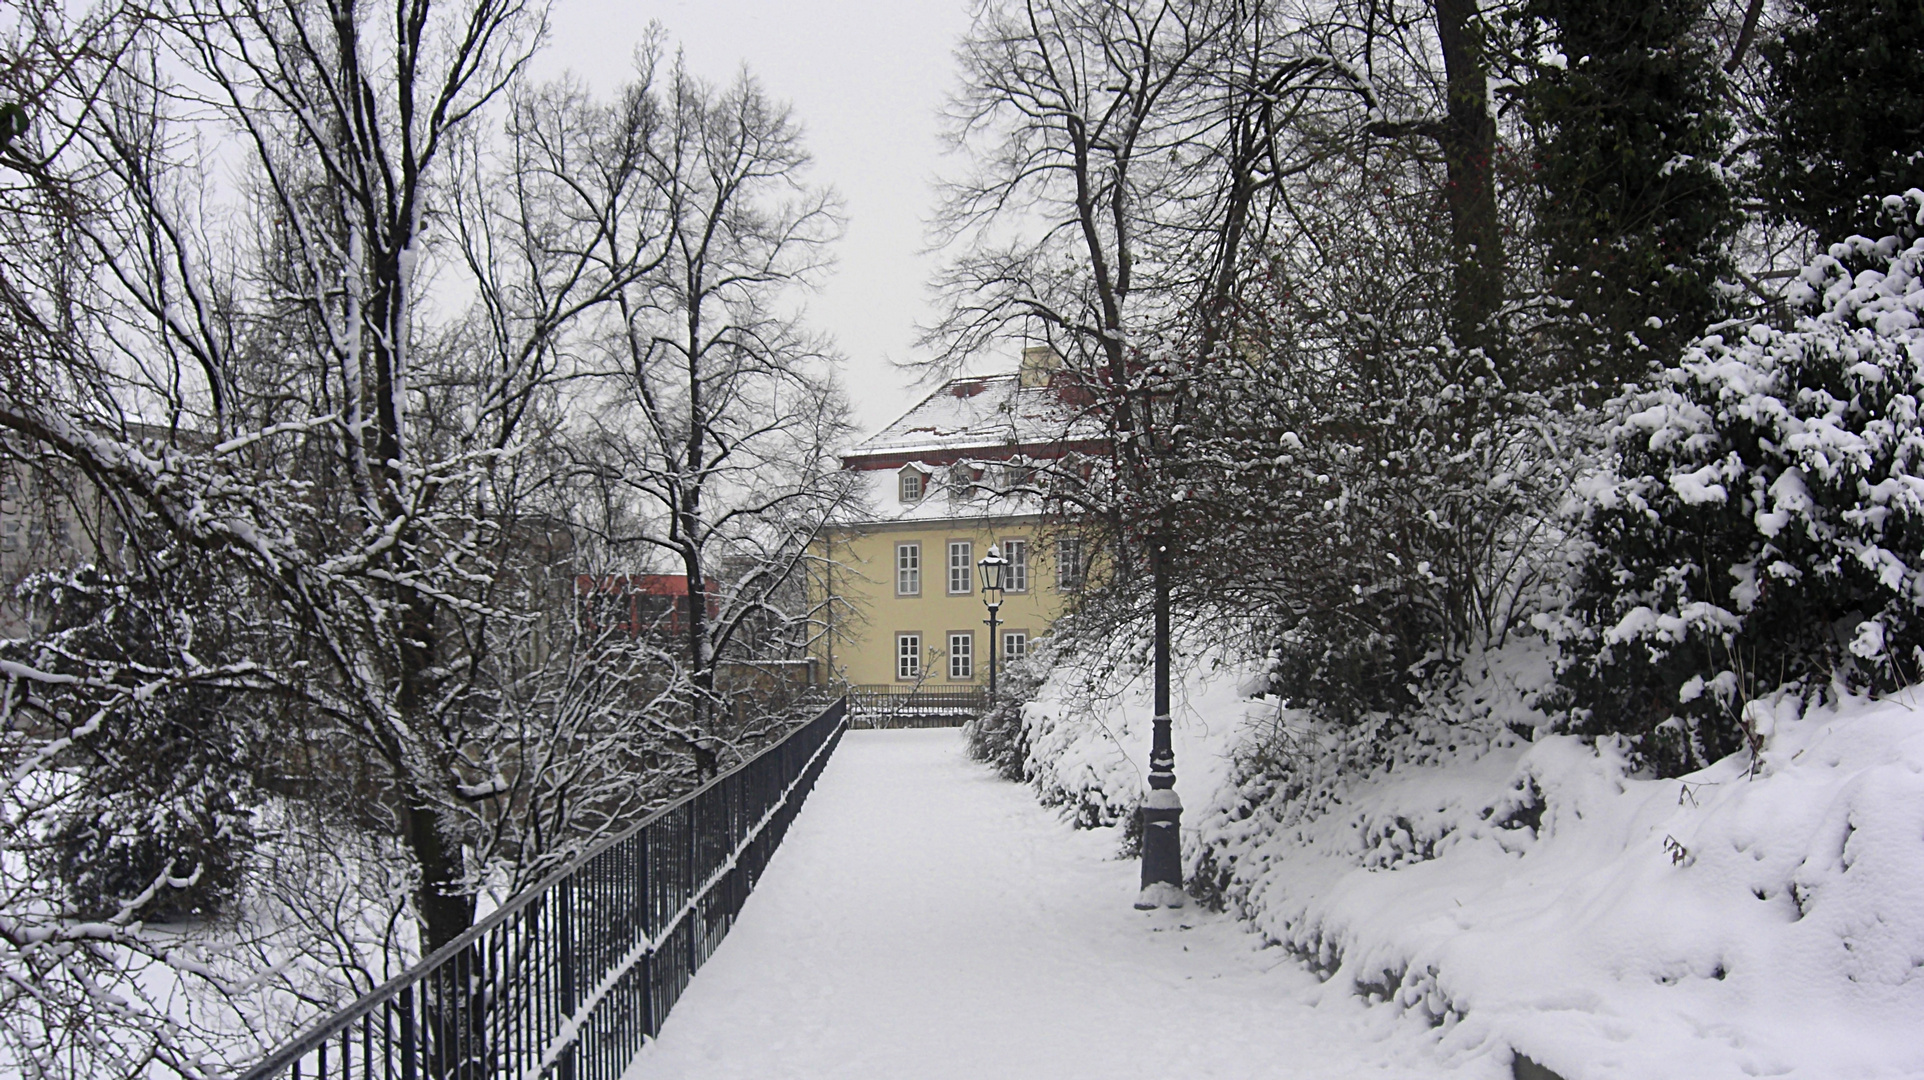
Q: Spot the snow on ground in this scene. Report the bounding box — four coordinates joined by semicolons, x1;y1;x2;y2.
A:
1022;644;1924;1080
626;728;1495;1080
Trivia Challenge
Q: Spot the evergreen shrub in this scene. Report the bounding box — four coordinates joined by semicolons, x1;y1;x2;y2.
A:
1523;0;1740;385
1761;0;1924;245
1565;192;1924;774
963;646;1050;781
14;563;263;921
54;777;253;922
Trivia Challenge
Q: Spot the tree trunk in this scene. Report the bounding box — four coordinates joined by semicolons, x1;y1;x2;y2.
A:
404;801;476;954
682;300;719;779
1434;0;1505;364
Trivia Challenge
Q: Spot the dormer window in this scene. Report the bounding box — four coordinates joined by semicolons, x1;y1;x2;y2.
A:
947;463;980;499
898;467;926;503
990;462;1036;492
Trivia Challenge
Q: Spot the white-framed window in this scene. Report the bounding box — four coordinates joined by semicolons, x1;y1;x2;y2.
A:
1001;539;1028;593
1003;629;1028;661
898;468;924;502
896;542;921;596
948;631;974;680
896;633;921;680
1056;536;1085;591
947;540;973;595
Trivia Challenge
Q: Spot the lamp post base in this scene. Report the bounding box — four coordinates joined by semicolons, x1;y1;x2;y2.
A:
1133;881;1186;910
1136;785;1184;909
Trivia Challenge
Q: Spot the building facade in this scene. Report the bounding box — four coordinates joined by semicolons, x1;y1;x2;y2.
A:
0;451;125;638
811;349;1101;689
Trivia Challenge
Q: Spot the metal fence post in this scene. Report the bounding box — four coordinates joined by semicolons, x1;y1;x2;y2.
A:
399;986;416;1080
558;875;576;1080
687;797;700;971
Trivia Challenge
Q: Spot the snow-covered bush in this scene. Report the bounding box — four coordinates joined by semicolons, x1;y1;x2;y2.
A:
10;563;265;922
52;761;255;923
1567;191;1924;773
963;639;1053;781
1018;631;1256;833
1195;286;1588;725
1193;639;1561;907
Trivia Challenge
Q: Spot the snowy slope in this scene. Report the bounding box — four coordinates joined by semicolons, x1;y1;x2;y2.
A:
1019;646;1924;1078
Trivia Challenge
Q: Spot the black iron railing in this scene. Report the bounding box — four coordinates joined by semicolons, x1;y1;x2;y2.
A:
238;698;847;1080
846;685;985;728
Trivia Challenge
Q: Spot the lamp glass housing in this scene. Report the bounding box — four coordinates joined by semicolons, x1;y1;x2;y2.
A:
978;545;1006;606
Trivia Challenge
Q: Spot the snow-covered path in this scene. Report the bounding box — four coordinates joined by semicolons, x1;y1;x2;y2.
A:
627;728;1493;1080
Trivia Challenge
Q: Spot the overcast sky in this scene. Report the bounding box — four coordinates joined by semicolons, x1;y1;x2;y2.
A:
536;0;980;440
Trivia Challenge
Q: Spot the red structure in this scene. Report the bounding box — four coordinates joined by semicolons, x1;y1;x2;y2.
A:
575;574;715;637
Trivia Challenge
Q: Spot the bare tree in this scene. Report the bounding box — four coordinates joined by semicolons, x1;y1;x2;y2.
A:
931;0;1588;731
930;0;1395;900
0;4;853;1073
583;61;854;765
931;1;1373;638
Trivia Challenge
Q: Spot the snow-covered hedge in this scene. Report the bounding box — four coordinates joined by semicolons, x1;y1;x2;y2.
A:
1017;641;1924;1077
963;638;1054;781
1017;635;1256;833
1198;675;1924;1078
1567;191;1924;773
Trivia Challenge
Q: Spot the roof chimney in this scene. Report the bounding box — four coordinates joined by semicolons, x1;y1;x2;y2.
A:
1020;345;1061;388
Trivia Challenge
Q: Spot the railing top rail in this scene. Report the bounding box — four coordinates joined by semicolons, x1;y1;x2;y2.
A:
236;696;847;1080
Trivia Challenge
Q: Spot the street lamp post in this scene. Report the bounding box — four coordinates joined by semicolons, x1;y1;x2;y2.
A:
1135;537;1184;909
978;545;1006;703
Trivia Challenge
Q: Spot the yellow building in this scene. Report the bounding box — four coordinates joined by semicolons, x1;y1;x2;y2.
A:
812;350;1102;690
